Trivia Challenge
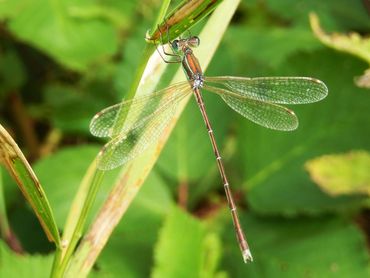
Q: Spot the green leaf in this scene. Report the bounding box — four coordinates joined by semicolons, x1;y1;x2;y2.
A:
265;0;370;30
223;26;321;69
242;48;370;215
67;2;136;30
0;0;24;18
33;145;117;228
6;0;118;72
0;124;60;245
201;233;224;278
92;172;174;278
0;240;54;278
43;85;113;134
152;206;217;278
222;213;370;277
305;150;370;197
212;2;370;216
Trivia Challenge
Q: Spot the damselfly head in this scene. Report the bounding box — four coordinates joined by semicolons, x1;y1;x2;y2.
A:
171;36;200;52
187;36;200;48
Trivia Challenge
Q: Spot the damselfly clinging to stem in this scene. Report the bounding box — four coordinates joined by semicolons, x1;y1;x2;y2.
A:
90;32;328;263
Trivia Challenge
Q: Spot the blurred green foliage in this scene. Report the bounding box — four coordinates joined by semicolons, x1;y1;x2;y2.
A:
0;0;369;277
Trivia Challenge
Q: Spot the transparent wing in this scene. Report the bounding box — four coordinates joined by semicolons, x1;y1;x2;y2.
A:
204;76;328;104
96;86;191;170
203;84;298;131
90;81;190;138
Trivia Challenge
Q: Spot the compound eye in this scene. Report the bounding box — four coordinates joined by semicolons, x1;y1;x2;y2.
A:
189;36;200;48
171;40;179;51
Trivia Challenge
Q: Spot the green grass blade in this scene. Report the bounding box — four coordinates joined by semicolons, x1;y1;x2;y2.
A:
0;124;60;246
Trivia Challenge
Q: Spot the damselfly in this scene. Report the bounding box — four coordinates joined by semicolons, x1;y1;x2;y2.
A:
90;35;328;263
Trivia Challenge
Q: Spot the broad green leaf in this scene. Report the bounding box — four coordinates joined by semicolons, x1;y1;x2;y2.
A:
201;233;224;278
222;27;321;69
212;1;370;215
33;145;118;228
5;0;118;72
241;49;370;215
0;0;25;18
305;150;370;197
91;172;174;278
66;1;136;30
0;124;60;245
152;206;222;278
0;240;54;278
42;85;115;134
265;0;370;29
221;213;370;277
